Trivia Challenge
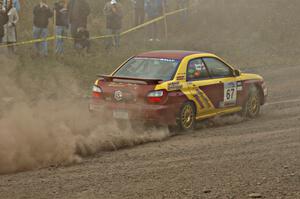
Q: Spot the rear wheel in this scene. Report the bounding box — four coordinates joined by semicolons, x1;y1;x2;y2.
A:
169;101;196;132
241;85;261;118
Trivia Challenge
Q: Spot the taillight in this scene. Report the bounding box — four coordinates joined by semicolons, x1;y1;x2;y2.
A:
147;90;167;104
92;85;103;98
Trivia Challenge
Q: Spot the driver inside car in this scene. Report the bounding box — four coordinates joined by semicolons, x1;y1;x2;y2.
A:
187;62;201;80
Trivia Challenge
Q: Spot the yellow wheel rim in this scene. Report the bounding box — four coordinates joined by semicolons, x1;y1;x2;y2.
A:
248;94;259;114
181;105;194;129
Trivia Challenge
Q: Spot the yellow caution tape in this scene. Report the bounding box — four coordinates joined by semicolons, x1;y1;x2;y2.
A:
164;8;187;16
0;36;55;48
120;15;165;36
56;35;74;40
89;34;115;40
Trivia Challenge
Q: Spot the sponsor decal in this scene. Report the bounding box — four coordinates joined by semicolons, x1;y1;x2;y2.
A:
196;88;212;108
193;95;203;109
159;58;178;62
114;90;123;101
168;81;183;91
135;57;178;62
176;75;185;80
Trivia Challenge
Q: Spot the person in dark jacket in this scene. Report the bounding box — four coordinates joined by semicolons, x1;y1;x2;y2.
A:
74;27;90;55
67;0;90;38
33;0;53;57
103;0;123;49
0;1;8;43
54;0;68;55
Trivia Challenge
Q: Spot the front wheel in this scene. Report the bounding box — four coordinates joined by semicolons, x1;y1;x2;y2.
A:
241;85;261;118
169;101;196;132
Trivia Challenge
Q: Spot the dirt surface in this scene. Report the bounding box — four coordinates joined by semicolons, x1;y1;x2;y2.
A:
0;65;299;199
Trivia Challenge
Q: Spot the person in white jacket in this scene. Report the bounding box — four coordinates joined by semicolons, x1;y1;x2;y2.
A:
3;0;18;53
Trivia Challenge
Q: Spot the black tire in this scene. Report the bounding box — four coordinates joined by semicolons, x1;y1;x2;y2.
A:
169;101;196;132
241;85;261;118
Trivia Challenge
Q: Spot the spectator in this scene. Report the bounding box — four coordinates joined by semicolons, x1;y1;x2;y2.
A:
104;0;123;49
33;0;53;57
131;0;144;26
0;1;8;43
145;0;163;41
54;0;68;56
3;0;20;12
3;0;18;54
74;27;90;55
68;0;90;39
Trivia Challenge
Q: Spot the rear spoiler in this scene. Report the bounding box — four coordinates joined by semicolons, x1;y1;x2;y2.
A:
98;75;163;85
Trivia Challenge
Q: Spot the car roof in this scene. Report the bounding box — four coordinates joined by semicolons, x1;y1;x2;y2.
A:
135;50;210;60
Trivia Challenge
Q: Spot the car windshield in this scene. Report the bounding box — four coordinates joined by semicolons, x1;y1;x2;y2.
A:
113;57;180;81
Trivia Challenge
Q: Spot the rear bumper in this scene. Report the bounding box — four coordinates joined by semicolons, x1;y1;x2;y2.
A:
89;100;178;125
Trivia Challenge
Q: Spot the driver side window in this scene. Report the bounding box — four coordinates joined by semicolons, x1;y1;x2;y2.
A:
186;58;209;81
202;57;233;78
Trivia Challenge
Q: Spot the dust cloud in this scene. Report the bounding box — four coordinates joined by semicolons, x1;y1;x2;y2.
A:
0;55;169;175
0;54;245;175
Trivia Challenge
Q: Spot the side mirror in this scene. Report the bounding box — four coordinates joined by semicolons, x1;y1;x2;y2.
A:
234;69;241;77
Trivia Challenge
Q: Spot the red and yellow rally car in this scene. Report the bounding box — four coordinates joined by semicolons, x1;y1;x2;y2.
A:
90;50;267;131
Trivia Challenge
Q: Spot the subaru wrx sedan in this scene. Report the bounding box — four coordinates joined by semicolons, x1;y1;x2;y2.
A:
90;50;267;131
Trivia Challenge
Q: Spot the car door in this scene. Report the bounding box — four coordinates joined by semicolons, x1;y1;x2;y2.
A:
186;58;215;115
201;57;238;109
